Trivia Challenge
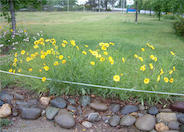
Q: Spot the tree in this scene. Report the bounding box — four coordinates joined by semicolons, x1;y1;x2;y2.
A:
0;0;47;34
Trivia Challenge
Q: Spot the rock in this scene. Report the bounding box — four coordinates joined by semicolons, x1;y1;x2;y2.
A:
27;99;38;105
40;97;50;106
168;121;179;130
120;115;136;126
177;113;184;124
0;104;12;117
156;112;177;122
82;121;92;128
180;125;184;132
87;112;101;122
155;122;169;132
121;105;138;115
12;108;19;117
20;107;41;120
109;104;120;113
135;114;155;131
148;106;159;115
90;102;108;111
77;105;82;115
67;105;77;113
0;92;13;104
54;110;75;129
68;98;76;105
16;100;38;110
109;115;120;127
50;97;67;109
0;100;4;107
80;96;91;107
163;131;179;132
138;104;145;111
170;101;184;112
102;115;111;123
14;93;24;100
160;109;172;112
46;106;59;120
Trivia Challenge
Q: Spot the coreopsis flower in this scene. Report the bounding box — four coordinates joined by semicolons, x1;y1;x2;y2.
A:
169;78;174;83
59;55;63;60
90;61;95;66
170;51;175;56
144;78;150;84
164;77;169;83
21;50;25;55
82;51;87;55
149;63;153;70
113;75;120;82
62;60;66;64
122;57;125;63
42;77;46;82
140;65;146;71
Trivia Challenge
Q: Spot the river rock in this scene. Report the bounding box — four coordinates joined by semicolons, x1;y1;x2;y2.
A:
20;107;41;120
87;112;101;122
177;113;184;124
80;96;91;107
0;92;13;104
148;106;159;115
67;98;76;105
135;114;155;131
50;97;67;108
54;110;75;129
0;104;11;117
109;115;120;127
110;104;120;113
40;97;50;106
120;115;136;126
46;106;59;120
90;102;108;111
138;104;145;111
67;105;77;113
121;105;138;115
155;122;169;132
168;121;179;130
102;115;111;123
14;93;24;100
170;101;184;112
156;112;177;122
82;121;92;128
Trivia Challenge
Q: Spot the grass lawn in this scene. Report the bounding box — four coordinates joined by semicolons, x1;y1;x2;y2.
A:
0;12;184;102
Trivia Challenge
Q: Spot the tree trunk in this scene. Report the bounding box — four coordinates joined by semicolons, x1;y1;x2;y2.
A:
158;11;161;21
9;0;16;34
150;8;151;16
135;1;138;24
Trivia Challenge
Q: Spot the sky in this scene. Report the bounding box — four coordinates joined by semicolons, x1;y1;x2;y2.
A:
77;0;88;5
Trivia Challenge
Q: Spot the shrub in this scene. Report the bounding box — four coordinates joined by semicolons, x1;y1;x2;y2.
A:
0;119;11;127
4;38;184;102
173;16;184;37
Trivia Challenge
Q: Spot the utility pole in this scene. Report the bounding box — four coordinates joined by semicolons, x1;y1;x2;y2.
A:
67;0;69;12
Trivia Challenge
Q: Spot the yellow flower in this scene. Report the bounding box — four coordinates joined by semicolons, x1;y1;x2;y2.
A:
21;50;25;55
100;57;105;62
76;46;79;50
138;57;143;62
34;41;39;45
18;69;21;72
12;62;17;67
164;77;169;83
55;46;58;50
42;77;46;82
61;43;66;47
141;48;145;52
47;50;51;54
149;63;153;70
160;68;164;75
113;75;120;82
150;55;154;59
26;57;31;62
39;69;42;72
28;68;32;72
9;69;13;73
10;29;13;32
43;66;49;71
173;66;176;71
154;57;157;62
70;40;76;46
62;60;66;64
134;54;138;58
120;73;123;76
90;61;95;66
157;75;160;82
54;61;59;66
14;52;18;57
33;45;39;49
170;51;175;56
144;78;150;84
13;69;15;73
82;51;87;55
169;70;173;75
169;78;174;83
104;51;108;55
59;55;64;60
109;42;115;45
68;56;71;59
122;57;125;63
109;59;114;65
14;58;18;62
41;55;45;59
63;40;68;44
140;65;146;71
85;45;88;48
24;30;27;32
101;46;107;51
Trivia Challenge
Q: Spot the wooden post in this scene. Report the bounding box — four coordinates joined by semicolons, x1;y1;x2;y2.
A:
135;0;138;24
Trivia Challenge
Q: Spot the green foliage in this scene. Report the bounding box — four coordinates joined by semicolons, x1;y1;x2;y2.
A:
0;119;11;127
173;16;184;37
